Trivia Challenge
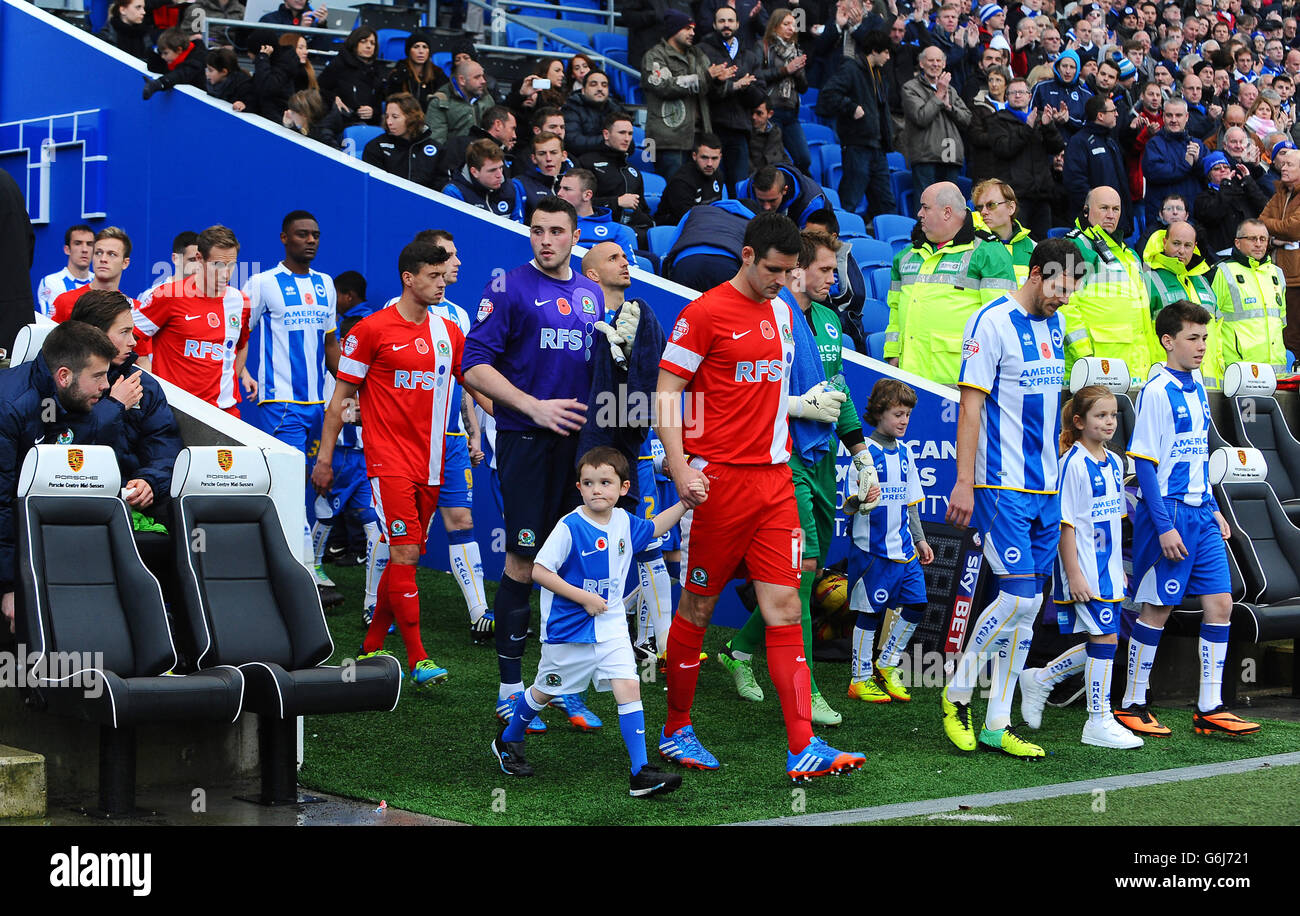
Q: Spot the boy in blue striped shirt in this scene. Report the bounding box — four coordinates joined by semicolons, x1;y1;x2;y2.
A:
1119;300;1260;738
491;447;691;797
844;380;934;704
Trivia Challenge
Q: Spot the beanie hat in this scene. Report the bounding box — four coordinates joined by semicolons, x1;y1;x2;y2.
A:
664;9;693;37
979;4;1003;23
1203;151;1229;175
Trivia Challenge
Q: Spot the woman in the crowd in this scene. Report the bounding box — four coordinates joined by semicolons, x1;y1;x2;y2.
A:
757;7;811;175
318;26;388;126
967;65;1010;184
254;32;318;123
97;0;151;62
362;92;442;189
283;88;345;148
382;31;448;111
507;57;568;121
206;46;255;111
567;52;597;94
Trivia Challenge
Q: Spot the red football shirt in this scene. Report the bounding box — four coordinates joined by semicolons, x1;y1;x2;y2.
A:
51;285;152;358
659;281;796;465
336;306;465;486
131;276;250;410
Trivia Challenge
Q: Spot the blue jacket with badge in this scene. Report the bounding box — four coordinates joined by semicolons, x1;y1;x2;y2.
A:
577;208;638;261
1029;51;1093;143
0;353;112;593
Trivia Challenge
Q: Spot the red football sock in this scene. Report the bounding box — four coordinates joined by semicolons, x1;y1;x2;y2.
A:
387;562;427;667
663;616;707;736
767;624;814;753
361;566;395;654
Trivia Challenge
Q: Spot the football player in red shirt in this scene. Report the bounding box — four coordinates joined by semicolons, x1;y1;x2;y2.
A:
51;227;153;364
655;212;866;780
312;241;465;687
131;225;251;416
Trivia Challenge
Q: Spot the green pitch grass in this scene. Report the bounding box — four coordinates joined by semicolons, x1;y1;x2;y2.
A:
864;766;1300;826
299;566;1300;826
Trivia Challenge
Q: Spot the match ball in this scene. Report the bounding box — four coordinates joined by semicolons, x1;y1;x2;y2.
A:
812;571;852;639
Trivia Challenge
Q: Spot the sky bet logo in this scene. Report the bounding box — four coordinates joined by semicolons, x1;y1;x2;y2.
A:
734;360;785;382
183;340;230;360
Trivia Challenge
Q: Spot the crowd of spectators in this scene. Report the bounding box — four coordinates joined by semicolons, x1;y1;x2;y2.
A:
90;0;1300;370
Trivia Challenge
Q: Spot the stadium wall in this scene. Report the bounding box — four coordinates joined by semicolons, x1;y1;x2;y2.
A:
0;0;961;629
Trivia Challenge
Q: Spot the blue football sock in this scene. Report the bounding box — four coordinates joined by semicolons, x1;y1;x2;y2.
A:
502;689;546;743
618;701;649;775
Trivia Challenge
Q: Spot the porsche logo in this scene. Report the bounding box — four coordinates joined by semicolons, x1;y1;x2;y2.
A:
67;449;83;472
1251;364;1260;379
1100;359;1110;374
1238;450;1248;466
217;449;234;472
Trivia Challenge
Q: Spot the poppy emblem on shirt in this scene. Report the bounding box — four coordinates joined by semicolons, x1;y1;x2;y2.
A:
344;334;358;356
217;449;234;471
208;313;221;328
67;449;83;472
304;292;315;305
595;537;608;550
1040;342;1051;359
414;338;429;354
557;297;572;315
761;320;775;340
437;340;450;355
672;318;689;341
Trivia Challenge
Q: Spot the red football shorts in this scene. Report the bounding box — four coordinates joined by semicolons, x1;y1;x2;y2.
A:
369;476;441;550
683;462;801;596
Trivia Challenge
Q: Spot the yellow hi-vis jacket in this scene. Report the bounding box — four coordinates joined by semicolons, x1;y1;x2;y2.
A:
885;213;1018;386
1210;248;1289;373
1141;229;1225;389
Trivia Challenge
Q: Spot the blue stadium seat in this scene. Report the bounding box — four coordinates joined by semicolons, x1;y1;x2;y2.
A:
889;170;913;215
850;237;894;268
642;171;666;198
803;123;835;145
869;265;891;300
861;297;890;334
886;151;906;171
633;253;654;272
1289;349;1296;370
799;105;818;123
835;210;867;238
819;145;841;188
547;27;592;53
955;175;972;201
344;124;383;158
593;32;627;56
648;225;676;258
1047;226;1070;238
800;87;818;110
866;331;887;360
873;213;916;244
377;29;411;62
820;186;841;209
506;23;540;49
565;0;605;23
432;51;452;72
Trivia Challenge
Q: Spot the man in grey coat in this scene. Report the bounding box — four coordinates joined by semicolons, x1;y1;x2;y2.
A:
901;45;972;198
641;10;726;180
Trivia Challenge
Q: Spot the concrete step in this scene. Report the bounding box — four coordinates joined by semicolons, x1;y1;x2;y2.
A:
0;744;46;818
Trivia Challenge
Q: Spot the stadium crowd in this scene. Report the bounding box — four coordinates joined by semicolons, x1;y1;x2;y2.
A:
5;0;1281;793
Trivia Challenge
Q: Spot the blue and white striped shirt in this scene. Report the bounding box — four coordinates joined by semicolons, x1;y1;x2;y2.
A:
1053;443;1127;604
849;440;924;562
1128;365;1213;506
245;265;337;404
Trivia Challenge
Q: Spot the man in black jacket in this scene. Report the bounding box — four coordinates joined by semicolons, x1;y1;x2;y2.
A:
699;5;767;193
439;106;518;183
1195;152;1272;258
986;77;1068;238
513;131;567;220
1063;94;1132;234
818;29;894;218
0;322;118;633
0;168;34;356
656;134;725;225
564;71;620;158
579;112;654;247
444;139;524;222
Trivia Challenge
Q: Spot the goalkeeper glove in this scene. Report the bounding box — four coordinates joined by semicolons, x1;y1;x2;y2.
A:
593;302;639;367
788;382;846;423
851;452;880;513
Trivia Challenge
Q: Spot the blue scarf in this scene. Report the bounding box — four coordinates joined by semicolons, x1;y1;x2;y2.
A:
1007;104;1029;122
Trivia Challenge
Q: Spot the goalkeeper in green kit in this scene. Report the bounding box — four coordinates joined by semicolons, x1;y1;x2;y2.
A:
716;227;875;726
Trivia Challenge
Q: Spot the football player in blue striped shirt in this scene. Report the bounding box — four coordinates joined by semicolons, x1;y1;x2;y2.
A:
491;447;690;797
1018;387;1142;748
1119;300;1260;738
843;379;934;704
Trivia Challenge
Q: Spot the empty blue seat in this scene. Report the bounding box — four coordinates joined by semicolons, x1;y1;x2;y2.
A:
1047;227;1070;238
633;253;654;273
835;210;867;238
344;124;384;158
861;297;890;334
850;237;894;268
866;331;887;360
547;27;592;53
955;175;973;201
819;145;841;188
648;225;676;258
803;123;836;145
565;0;604;23
505;23;540;49
869;266;892;300
377;29;411;62
873;213;916;244
889;170;913;215
642;171;666;198
820;186;841;209
886;151;905;171
593;32;627;56
432;51;452;72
